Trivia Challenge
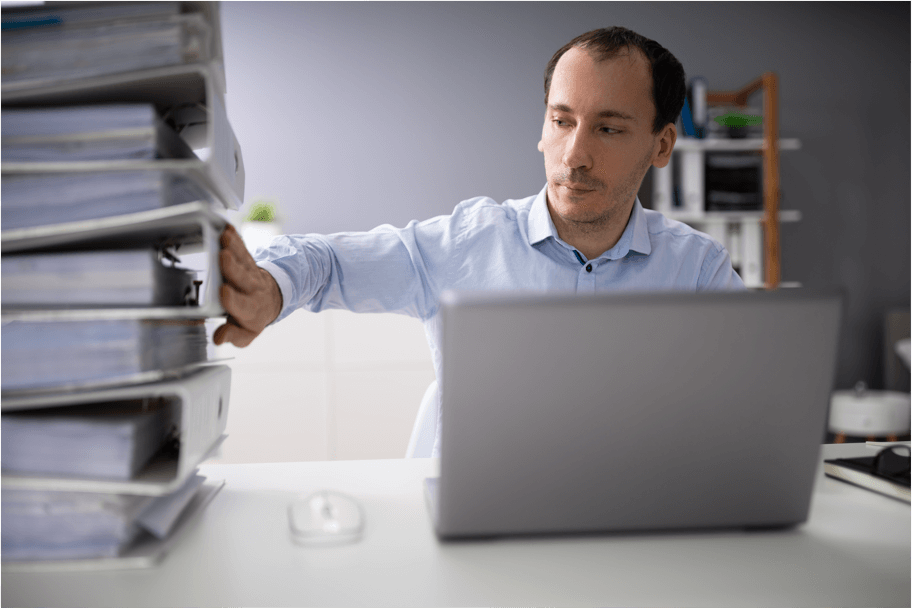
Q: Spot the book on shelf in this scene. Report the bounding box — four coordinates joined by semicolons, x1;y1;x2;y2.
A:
2;249;198;309
687;76;708;139
1;169;217;231
2;398;174;481
824;448;910;503
1;103;195;162
680;97;697;138
1;473;207;562
673;146;704;214
1;2;215;92
1;318;209;393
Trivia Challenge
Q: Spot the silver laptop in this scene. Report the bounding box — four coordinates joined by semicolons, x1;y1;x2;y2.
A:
425;289;843;539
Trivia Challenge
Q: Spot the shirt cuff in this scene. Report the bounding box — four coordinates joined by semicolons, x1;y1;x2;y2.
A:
256;260;294;324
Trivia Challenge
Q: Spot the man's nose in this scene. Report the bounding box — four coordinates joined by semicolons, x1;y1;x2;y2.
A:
562;129;593;171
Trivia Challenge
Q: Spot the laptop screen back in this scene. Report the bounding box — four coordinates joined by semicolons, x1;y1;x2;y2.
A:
435;290;842;538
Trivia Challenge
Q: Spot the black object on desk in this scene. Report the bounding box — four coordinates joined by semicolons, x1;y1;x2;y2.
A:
824;445;910;503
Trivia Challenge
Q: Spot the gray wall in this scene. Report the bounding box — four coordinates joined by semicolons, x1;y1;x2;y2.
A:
220;2;910;391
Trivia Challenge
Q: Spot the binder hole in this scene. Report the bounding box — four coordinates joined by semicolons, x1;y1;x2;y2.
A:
234;151;239;173
218;397;223;418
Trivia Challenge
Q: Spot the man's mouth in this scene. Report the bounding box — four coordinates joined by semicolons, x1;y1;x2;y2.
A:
563;183;594;193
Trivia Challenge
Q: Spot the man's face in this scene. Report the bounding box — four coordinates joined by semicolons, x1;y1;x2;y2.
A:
539;46;673;235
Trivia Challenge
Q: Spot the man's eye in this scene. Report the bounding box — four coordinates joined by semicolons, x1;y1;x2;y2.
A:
553;119;569;127
601;127;621;134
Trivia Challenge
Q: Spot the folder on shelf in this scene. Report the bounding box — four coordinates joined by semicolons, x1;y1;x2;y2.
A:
687;77;708;139
651;159;674;214
2;249;198;309
1;2;219;92
2;365;231;496
1;103;195;162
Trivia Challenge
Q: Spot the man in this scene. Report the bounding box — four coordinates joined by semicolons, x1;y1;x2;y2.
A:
214;27;745;456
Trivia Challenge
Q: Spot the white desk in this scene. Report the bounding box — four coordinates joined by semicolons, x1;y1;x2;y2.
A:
3;444;909;607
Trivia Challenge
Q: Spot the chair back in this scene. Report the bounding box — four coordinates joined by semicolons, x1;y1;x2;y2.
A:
406;381;438;458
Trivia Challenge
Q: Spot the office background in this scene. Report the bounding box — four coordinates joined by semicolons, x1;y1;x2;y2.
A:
211;2;910;462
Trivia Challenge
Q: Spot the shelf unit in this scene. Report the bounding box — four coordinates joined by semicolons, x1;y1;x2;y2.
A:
653;73;798;289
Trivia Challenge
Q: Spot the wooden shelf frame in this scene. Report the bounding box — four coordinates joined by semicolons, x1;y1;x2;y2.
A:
706;73;781;288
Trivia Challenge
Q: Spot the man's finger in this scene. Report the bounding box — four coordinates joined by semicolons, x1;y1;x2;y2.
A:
220;223;240;249
213;319;260;348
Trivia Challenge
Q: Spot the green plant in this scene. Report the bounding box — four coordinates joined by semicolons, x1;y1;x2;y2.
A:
244;200;278;223
713;112;763;128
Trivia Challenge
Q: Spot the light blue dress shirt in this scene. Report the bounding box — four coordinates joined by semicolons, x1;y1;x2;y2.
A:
256;184;745;456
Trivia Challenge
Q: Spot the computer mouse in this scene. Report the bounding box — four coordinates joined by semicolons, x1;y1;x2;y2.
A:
288;490;364;546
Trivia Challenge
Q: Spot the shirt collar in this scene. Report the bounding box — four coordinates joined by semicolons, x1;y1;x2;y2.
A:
527;184;653;258
527;184;555;246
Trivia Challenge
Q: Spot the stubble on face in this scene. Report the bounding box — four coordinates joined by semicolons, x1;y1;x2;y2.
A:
548;146;654;236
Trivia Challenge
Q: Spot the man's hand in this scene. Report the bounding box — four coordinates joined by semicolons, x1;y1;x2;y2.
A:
213;224;283;348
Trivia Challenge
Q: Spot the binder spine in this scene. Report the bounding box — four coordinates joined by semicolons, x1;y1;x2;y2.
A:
680;149;704;214
176;366;231;481
210;91;245;205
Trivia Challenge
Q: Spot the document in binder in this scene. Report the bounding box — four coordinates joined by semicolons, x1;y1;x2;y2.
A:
1;473;208;562
1;169;216;231
1;104;195;162
2;398;174;481
1;3;215;91
2;249;197;309
1;318;208;393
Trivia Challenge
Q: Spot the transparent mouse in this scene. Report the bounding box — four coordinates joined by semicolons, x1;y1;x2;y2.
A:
288;490;364;546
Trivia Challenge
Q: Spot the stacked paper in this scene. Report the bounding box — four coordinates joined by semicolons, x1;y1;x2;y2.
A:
2;170;215;231
2;104;195;162
1;319;208;392
2;2;213;90
2;474;205;561
2;249;197;308
2;399;173;480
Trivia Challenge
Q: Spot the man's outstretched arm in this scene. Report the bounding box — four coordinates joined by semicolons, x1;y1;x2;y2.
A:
213;224;283;347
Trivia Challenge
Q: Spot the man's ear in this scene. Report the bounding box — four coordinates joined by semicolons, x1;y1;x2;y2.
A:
651;123;677;169
537;139;544;153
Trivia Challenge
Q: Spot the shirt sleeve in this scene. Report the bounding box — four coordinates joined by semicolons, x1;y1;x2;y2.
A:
697;244;747;291
252;214;458;324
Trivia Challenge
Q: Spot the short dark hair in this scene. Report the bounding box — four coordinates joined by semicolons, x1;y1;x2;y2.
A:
544;27;686;135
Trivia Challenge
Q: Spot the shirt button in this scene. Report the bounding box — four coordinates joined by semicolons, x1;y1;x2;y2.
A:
586;264;593;273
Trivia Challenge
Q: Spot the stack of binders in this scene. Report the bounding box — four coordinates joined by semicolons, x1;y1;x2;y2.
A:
1;1;243;570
